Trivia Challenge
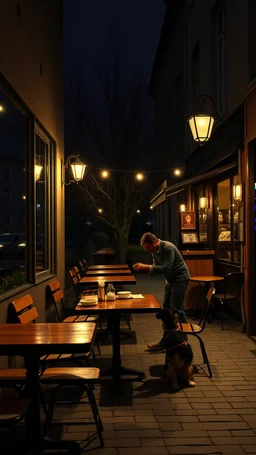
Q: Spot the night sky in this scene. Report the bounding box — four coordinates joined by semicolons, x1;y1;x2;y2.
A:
63;0;165;81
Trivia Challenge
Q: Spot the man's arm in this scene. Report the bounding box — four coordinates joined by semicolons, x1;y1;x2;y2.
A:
133;262;152;272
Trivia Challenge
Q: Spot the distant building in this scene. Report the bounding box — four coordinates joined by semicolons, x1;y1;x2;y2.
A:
149;0;256;335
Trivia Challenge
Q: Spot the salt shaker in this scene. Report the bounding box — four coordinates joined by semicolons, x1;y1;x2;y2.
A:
106;283;116;301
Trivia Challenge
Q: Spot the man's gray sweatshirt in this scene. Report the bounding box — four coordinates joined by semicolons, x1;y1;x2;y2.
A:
150;240;190;284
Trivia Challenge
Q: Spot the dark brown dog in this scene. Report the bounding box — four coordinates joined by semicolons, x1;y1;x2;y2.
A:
156;309;196;389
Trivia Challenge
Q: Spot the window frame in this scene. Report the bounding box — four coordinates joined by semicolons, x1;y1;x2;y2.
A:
0;75;57;299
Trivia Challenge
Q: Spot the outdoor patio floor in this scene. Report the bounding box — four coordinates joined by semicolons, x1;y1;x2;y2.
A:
45;273;256;455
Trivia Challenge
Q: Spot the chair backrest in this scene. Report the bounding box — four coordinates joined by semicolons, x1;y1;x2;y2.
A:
82;258;88;268
11;295;38;324
223;272;244;299
78;260;87;276
73;265;82;281
199;287;216;330
48;280;65;322
69;268;80;300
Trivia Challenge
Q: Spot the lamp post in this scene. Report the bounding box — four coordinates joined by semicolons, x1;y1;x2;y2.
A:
188;93;220;145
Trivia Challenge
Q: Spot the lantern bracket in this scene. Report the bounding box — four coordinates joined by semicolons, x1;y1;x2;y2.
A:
62;154;87;185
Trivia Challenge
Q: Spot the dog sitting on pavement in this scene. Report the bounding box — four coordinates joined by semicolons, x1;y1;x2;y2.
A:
156;309;196;389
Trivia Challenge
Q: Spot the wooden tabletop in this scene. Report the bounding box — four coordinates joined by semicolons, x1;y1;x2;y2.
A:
86;269;131;276
88;264;129;270
75;293;161;314
80;275;136;285
190;275;224;282
93;248;116;255
0;323;96;356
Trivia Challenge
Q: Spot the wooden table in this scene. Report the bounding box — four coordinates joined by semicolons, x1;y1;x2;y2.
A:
80;275;136;286
0;322;95;454
93;248;116;265
88;264;129;270
190;275;224;286
75;294;161;387
86;269;132;276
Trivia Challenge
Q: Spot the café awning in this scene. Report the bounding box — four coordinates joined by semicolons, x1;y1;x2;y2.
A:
150;162;237;208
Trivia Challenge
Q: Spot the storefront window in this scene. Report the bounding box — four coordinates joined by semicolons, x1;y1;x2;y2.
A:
0;85;55;297
216;176;241;263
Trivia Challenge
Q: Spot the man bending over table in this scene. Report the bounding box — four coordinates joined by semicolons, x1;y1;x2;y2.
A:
133;232;190;351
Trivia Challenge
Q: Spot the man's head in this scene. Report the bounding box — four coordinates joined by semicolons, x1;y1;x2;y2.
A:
140;232;160;254
156;308;179;331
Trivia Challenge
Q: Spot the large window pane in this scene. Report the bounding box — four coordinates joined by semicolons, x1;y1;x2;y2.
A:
217;178;231;261
0;89;27;294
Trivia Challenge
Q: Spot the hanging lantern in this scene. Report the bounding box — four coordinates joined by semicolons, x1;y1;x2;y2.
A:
70;157;87;182
188;114;215;144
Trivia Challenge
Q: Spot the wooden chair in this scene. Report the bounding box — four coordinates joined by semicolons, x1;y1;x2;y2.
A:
48;280;101;356
0;396;30;428
9;294;91;368
69;268;97;300
179;287;215;378
78;260;87;276
8;295;104;445
41;367;103;446
214;272;244;330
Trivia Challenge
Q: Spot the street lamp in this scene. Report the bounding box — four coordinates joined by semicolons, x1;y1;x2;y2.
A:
62;155;87;185
188;94;219;145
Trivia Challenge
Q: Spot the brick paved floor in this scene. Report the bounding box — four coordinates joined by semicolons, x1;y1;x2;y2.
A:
45;274;256;455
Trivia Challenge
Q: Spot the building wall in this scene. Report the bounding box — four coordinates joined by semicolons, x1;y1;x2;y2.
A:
0;0;64;334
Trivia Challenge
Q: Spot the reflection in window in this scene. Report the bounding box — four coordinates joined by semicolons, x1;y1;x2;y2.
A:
35;133;49;273
0;89;27;294
217;178;231;261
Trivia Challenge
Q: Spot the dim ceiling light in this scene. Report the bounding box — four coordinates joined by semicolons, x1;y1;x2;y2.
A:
136;173;144;181
98;208;103;213
101;170;109;178
174;169;181;176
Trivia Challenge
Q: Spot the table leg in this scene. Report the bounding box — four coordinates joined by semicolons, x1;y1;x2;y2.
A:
24;354;42;454
100;313;145;386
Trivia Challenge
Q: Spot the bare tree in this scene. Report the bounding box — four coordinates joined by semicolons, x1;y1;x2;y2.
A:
66;37;154;262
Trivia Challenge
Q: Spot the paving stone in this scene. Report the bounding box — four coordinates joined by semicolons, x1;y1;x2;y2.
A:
167;447;221;454
118;447;168;455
